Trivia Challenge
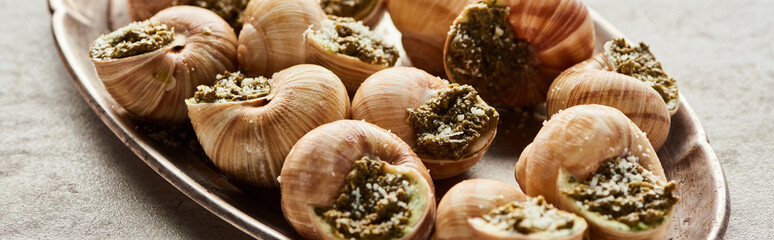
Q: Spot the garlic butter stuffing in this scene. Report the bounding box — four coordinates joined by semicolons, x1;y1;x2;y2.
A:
472;196;578;235
316;156;414;240
563;155;679;231
320;0;379;21
189;72;270;103
407;84;498;160
90;20;174;60
605;39;679;112
309;16;399;66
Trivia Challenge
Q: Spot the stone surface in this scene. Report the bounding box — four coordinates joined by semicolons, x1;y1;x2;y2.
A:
0;0;769;239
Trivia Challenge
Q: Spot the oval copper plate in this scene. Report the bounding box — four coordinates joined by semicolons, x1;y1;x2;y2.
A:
49;0;730;239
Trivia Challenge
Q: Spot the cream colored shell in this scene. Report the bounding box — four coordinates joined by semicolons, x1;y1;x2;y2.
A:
436;179;587;240
386;0;475;76
515;104;671;240
186;64;350;188
238;0;325;77
351;67;497;179
92;6;237;124
280;120;435;240
547;54;671;150
443;0;595;107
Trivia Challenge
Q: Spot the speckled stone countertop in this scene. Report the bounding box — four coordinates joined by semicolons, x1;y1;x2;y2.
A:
1;0;770;239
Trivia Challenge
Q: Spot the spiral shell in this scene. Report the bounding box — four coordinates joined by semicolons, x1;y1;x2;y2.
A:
547;54;671;150
436;179;587;240
351;67;498;179
238;0;326;77
186;64;349;187
127;0;249;30
442;0;595;106
92;6;237;124
319;0;387;28
515;104;672;240
280;120;435;240
386;0;475;76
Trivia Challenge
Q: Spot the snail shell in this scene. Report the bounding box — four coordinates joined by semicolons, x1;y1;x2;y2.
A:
515;104;671;240
238;0;326;77
386;0;475;76
280;120;435;240
442;0;595;106
436;179;587;240
186;64;350;187
547;54;671;150
127;0;249;30
91;6;237;124
319;0;387;28
351;67;498;179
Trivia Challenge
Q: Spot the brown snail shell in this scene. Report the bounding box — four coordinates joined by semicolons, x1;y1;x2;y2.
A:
186;64;350;187
238;0;326;77
515;104;671;240
127;0;249;30
280;120;435;240
386;0;475;76
319;0;387;28
436;179;587;240
91;6;237;124
442;0;595;107
351;67;497;179
546;54;671;150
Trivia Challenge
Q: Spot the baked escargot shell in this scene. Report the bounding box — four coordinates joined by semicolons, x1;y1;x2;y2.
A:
547;39;679;150
319;0;387;28
90;6;237;124
304;16;400;95
280;120;435;240
238;0;326;77
127;0;249;31
436;179;587;240
515;104;679;240
185;64;350;187
352;67;499;179
443;0;595;106
386;0;475;76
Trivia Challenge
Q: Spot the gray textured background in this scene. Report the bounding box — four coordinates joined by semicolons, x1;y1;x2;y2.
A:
1;0;770;239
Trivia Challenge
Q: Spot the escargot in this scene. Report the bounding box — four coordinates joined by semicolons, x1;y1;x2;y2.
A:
304;16;400;95
280;120;435;240
436;179;587;240
352;67;499;179
515;104;679;240
547;38;680;150
185;64;350;187
387;0;475;76
319;0;387;28
443;0;595;106
90;6;237;124
127;0;249;31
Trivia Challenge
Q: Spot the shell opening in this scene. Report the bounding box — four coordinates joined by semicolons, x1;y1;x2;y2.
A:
470;196;580;236
314;156;420;239
561;154;679;231
309;16;399;67
320;0;379;21
604;38;679;111
445;2;536;102
89;19;174;60
406;84;499;160
173;0;248;30
187;71;270;104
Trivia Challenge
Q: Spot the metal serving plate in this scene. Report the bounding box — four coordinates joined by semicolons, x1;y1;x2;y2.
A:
49;0;730;239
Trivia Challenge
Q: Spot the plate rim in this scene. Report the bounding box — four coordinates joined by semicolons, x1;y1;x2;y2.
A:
47;0;730;239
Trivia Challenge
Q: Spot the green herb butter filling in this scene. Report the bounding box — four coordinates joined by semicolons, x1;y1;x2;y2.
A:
406;84;499;160
605;38;679;111
316;156;414;240
476;196;577;235
188;71;270;103
175;0;248;30
445;2;534;102
320;0;378;20
90;19;174;60
562;155;679;231
309;16;399;66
